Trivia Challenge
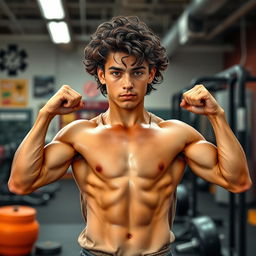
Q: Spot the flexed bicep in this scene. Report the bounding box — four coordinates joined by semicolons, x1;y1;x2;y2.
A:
183;139;230;189
31;140;76;190
180;85;251;193
8;117;80;194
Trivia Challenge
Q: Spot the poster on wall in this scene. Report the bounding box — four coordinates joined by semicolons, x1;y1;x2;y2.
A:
83;80;100;98
0;79;28;107
33;76;55;98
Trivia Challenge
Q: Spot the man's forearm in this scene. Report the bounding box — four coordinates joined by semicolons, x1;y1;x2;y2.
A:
8;110;54;193
208;109;252;191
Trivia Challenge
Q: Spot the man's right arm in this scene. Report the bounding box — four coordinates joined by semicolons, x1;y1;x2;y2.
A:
8;85;84;194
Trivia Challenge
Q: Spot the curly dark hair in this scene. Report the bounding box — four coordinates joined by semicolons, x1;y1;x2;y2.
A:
83;16;169;96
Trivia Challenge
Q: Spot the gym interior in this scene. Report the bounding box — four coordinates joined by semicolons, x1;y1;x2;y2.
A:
0;0;256;255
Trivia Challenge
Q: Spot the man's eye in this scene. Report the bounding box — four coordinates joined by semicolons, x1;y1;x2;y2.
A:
133;71;143;76
111;72;120;76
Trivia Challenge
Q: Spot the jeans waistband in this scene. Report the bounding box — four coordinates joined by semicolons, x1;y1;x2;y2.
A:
80;244;173;256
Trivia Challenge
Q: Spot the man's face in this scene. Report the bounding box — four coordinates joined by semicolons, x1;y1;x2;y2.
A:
97;52;156;110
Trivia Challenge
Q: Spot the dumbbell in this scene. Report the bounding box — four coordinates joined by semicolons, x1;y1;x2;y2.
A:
175;215;222;256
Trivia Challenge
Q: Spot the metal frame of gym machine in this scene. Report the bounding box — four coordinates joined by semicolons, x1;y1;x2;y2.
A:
171;65;256;256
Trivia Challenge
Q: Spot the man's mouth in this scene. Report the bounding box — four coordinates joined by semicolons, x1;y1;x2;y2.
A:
120;94;136;99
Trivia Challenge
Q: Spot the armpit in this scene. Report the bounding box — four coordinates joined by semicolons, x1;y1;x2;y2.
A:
177;152;185;160
72;153;84;162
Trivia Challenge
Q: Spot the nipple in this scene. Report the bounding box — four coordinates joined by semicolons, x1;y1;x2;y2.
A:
95;165;102;173
158;163;165;171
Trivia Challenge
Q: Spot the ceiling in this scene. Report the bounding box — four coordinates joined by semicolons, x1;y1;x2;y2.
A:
0;0;256;53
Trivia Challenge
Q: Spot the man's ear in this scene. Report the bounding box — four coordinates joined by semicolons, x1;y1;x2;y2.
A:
97;67;106;84
148;66;156;84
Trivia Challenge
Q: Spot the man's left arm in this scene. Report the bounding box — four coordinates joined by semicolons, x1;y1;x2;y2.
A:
180;84;252;193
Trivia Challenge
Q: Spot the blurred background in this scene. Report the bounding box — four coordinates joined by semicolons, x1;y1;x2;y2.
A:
0;0;256;135
0;0;256;256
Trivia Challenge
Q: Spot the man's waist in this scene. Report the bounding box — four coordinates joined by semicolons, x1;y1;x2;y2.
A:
78;227;175;255
80;243;173;256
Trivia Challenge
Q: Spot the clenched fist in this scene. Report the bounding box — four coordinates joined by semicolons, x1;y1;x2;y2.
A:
41;85;84;116
180;84;223;116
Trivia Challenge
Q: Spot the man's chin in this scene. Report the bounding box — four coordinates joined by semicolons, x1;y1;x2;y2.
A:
120;102;138;110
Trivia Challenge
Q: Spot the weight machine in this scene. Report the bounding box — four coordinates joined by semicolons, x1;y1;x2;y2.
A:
172;65;256;256
0;109;60;207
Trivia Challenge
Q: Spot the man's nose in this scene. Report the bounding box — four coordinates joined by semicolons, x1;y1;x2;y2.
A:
123;75;134;90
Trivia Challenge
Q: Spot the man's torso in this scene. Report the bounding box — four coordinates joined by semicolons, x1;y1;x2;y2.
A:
68;113;187;255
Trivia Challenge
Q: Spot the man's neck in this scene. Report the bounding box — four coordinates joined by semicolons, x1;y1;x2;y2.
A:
103;107;150;128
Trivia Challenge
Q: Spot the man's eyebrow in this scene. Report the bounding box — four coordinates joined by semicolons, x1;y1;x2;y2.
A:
108;66;146;71
108;66;124;71
131;66;147;71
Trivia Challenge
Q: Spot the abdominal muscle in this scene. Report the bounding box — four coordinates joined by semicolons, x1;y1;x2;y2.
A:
78;215;175;256
71;117;185;255
73;161;178;256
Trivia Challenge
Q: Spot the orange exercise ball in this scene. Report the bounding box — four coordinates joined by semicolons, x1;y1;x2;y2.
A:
0;205;39;256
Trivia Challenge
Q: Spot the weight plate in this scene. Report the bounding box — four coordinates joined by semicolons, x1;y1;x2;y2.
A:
190;216;221;256
35;241;62;255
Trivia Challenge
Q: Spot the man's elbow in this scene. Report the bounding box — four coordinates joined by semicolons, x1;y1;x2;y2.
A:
8;179;33;195
228;179;253;194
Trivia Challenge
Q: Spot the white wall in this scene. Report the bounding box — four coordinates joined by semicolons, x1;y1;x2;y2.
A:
144;51;223;109
0;41;99;112
0;41;223;138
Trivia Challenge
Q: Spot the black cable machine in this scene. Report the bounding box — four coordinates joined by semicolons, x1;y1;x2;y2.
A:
172;65;256;256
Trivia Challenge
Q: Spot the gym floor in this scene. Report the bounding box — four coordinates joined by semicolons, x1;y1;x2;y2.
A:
31;179;256;256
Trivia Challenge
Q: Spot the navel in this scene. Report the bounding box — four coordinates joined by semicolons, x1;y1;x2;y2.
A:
126;233;132;239
95;165;103;173
158;162;165;171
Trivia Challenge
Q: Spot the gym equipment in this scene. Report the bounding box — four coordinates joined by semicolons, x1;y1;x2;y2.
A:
0;180;60;206
196;178;209;191
172;65;256;256
35;182;61;198
175;216;221;256
0;153;52;207
35;241;62;255
176;184;189;217
0;194;50;206
0;110;61;206
0;205;39;256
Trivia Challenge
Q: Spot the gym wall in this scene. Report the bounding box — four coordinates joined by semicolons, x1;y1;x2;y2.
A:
224;25;256;75
0;41;223;139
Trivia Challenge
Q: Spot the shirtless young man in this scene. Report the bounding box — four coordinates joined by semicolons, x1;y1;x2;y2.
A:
9;16;252;256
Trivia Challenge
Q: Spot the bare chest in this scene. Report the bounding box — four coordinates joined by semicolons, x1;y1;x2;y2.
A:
74;125;184;180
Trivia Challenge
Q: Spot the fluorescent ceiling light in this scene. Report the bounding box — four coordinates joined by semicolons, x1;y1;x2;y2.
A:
37;0;65;19
47;21;71;44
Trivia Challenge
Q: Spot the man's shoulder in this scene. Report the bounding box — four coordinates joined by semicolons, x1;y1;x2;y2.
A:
156;119;205;148
158;119;203;138
63;118;98;130
55;118;99;141
157;118;188;129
